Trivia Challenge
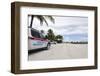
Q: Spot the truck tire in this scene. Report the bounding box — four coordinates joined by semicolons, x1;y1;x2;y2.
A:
45;43;51;50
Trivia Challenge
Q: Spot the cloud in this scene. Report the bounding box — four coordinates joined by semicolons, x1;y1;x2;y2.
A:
50;24;88;36
46;16;88;36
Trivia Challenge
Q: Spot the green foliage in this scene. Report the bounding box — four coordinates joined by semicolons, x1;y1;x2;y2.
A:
56;35;63;40
46;29;55;42
46;29;63;43
55;35;63;43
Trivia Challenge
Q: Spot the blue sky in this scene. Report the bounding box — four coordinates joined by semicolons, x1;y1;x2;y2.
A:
28;15;88;42
63;34;88;42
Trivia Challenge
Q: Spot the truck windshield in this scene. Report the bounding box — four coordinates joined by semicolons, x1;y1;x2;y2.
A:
31;29;40;38
40;33;45;39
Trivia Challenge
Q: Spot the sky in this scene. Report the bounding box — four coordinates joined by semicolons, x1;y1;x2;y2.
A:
28;15;88;42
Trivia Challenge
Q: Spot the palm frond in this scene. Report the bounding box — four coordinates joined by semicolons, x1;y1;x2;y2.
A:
36;15;48;26
45;16;55;24
29;15;55;27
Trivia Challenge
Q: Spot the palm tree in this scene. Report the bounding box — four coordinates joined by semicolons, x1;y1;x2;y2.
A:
55;35;63;43
46;29;55;42
29;15;55;28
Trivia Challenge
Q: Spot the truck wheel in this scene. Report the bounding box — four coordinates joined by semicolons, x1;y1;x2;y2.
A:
46;43;50;50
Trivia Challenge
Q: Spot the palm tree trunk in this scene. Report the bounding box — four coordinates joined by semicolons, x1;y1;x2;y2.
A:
30;15;34;28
